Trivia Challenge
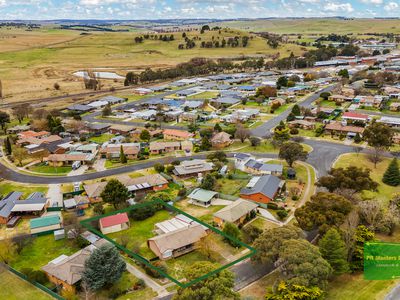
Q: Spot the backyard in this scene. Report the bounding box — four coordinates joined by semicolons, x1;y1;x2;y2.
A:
89;133;115;144
0;181;49;198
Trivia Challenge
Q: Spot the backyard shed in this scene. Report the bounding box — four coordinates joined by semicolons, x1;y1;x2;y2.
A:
99;213;130;234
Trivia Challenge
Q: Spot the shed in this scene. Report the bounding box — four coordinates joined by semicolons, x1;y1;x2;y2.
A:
54;229;65;241
187;188;218;207
99;213;130;234
30;215;62;235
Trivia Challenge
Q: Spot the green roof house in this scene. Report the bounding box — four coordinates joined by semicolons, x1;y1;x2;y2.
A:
187;188;218;207
30;214;62;235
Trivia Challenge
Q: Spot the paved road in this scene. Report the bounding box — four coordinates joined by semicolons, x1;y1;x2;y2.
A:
250;85;337;137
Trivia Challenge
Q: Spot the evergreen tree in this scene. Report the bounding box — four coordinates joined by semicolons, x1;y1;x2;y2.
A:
318;228;349;275
383;158;400;186
82;244;126;291
223;222;241;247
354;132;362;143
4;136;12;155
100;179;130;208
291;104;301;116
119;145;127;164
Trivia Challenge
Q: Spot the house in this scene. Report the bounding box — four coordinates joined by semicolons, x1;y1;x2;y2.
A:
187;188;218;207
154;214;207;235
357;95;384;108
213;199;258;227
378;116;400;128
99;213;130;234
66;104;94;114
163;129;194;141
98;96;127;105
7;124;31;134
83;182;108;203
328;94;349;103
109;124;136;135
240;175;285;204
18;130;50;140
45;153;95;167
325;121;365;137
390;102;400;112
173;159;214;178
42;245;94;292
211;97;241;107
0;192;49;225
211;132;232;149
87;123;111;135
147;224;207;260
30;214;62;234
244;159;283;176
288;120;316;130
100;143;140;160
133;87;153;95
63;196;90;210
149;141;181;154
342;112;370;124
234;153;253;171
126;174;169;194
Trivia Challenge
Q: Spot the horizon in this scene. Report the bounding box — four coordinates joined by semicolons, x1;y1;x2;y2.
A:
0;0;400;20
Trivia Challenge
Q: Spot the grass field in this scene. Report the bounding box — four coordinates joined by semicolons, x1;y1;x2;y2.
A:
28;163;72;175
334;153;400;205
0;27;306;105
0;180;48;198
0;268;53;300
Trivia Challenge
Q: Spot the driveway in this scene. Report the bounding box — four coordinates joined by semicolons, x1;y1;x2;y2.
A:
93;159;106;172
46;184;63;207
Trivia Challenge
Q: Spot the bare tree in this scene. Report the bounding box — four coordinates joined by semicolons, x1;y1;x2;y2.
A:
235;123;250;143
84;70;98;90
358;200;382;231
342;209;360;262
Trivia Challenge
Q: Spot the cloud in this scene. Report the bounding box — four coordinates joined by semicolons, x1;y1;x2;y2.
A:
360;0;383;4
384;1;399;11
324;2;354;12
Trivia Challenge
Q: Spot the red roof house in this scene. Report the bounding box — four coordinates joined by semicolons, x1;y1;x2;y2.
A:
342;112;369;123
99;213;130;234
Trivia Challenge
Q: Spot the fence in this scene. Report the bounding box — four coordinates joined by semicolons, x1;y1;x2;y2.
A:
3;264;64;300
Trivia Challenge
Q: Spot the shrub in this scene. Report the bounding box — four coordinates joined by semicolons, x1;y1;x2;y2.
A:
93;203;104;215
178;188;187;197
277;209;288;220
267;202;278;210
289;128;299;135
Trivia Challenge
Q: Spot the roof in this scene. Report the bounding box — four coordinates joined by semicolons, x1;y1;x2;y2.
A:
240;175;283;199
45;153;94;162
155;214;206;234
342;112;369;120
187;188;218;203
149;141;181;151
211;132;231;144
126;174;168;191
213;97;240;105
30;215;61;229
214;199;258;223
163;129;193;139
67;104;93;112
325;121;365;133
148;224;206;253
42;246;94;285
245;159;283;173
0;192;47;217
234;153;252;160
83;182;108;198
99;213;129;228
173;159;213;175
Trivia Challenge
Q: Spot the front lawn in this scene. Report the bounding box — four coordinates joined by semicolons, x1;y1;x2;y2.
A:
0;181;49;198
187;91;219;99
107;210;171;259
0;269;53;300
89;133;115;144
11;235;80;271
334;153;400;205
28;163;72;175
174;199;223;224
215;177;248;196
225;140;279;153
104;159;137;169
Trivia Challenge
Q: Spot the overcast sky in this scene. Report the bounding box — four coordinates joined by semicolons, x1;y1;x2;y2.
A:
0;0;399;20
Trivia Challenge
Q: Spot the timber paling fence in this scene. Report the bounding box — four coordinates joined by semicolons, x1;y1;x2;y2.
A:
3;264;64;300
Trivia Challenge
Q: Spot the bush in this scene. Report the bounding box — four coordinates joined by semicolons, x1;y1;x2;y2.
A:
289;128;299;135
178;188;187;197
267;202;279;210
165;165;175;174
130;204;161;220
154;163;165;173
277;209;288;220
21;268;48;285
292;195;299;201
171;160;181;166
142;261;167;278
76;236;90;248
93;203;104;215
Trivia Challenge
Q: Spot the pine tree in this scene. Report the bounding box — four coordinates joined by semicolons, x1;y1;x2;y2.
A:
5;136;12;155
291;104;301;116
120;145;127;164
383;158;400;186
82;244;126;291
318;228;349;275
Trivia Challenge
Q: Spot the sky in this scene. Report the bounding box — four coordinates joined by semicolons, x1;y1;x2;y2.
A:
0;0;399;20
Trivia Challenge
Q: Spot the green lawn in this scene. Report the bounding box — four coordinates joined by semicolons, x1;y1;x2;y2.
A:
0;181;48;198
107;210;171;259
89;133;115;144
165;251;217;279
11;235;80;271
215;177;248;196
334;153;400;205
226;140;279;153
105;159;137;169
28;163;72;175
187;91;220;99
0;269;53;300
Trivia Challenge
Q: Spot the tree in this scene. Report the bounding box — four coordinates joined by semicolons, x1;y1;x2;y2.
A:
279;142;308;167
173;261;239;300
350;225;375;271
249;136;261;147
154;163;165;173
0;239;17;264
234;124;250;143
200;136;212;151
291;104;301;116
223;222;241;247
4;136;12;155
294;192;353;233
276;239;332;288
214;122;222;132
140;129;151;142
354;132;362;143
206;150;227;162
273;121;290;145
100;179;130;208
241;224;262;244
82;244;126;291
13;147;27;166
276;76;288;88
265;282;324;300
120;146;127;164
200;174;215;190
383;158;400;186
196;234;218;260
338;69;349;78
0;111;10;130
13;104;31;123
363;121;393;167
46;115;64;134
102;104;112;117
318;228;349;275
253;226;304;264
